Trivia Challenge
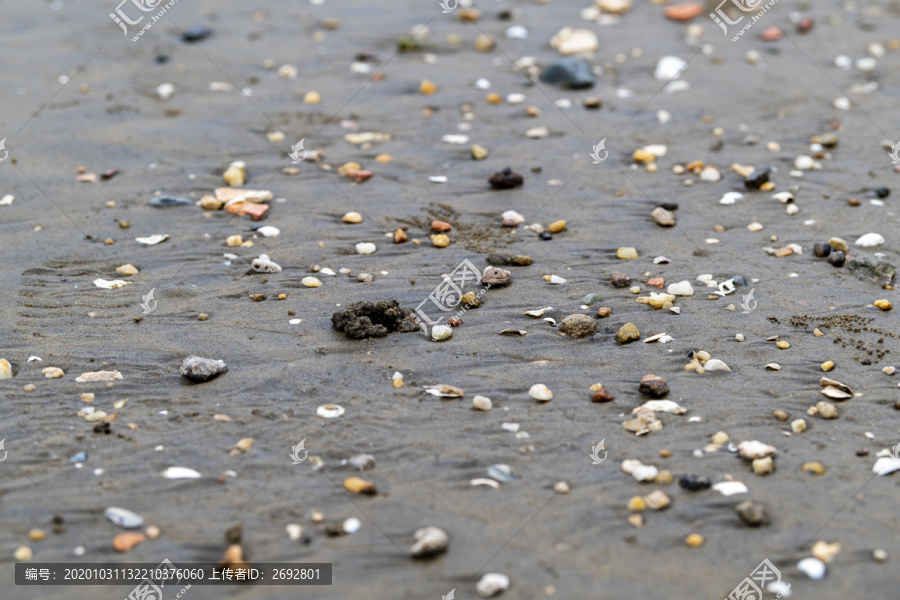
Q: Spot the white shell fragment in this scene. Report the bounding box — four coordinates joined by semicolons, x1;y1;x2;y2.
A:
163;466;201;479
855;233;884;247
470;478;500;488
548;275;566;284
431;325;452;341
719;192;743;205
797;557;826;580
135;234;169;245
704;359;731;372
523;307;553;317
476;573;510;598
317;404;345;418
872;457;900;476
425;385;464;398
75;370;123;383
639;400;686;414
355;242;377;255
256;226;280;237
529;384;553;401
93;279;132;289
252;254;282;273
712;481;749;496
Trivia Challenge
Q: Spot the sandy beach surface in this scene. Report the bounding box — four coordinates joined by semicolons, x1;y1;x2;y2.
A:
1;0;899;598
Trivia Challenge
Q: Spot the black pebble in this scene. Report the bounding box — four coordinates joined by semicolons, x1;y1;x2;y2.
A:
813;242;832;257
182;25;213;42
489;167;524;189
659;202;678;211
744;167;772;189
155;54;169;64
874;187;890;198
539;231;552;240
679;474;711;491
827;251;846;267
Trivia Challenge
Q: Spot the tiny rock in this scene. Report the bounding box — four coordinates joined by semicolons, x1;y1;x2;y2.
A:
476;573;510;598
113;533;147;553
180;356;228;383
529;384;553;402
344;476;377;495
42;367;64;379
651;207;676;227
639;374;668;397
617;323;640;343
617;247;638;259
558;314;595;338
410;526;449;558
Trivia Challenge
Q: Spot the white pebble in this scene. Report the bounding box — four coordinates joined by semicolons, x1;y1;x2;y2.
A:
155;83;175;100
655;56;686;81
473;396;492;411
301;277;322;288
474;78;491;90
431;325;452;341
834;54;852;70
256;226;280;237
833;97;850;110
529;384;553;401
667;281;694;296
797;557;826;580
855;57;877;72
855;233;884;247
719;192;743;205
355;242;377;255
506;25;528;39
477;573;510;598
507;93;526;104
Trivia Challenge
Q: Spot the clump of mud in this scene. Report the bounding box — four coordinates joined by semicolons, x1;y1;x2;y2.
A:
332;299;420;339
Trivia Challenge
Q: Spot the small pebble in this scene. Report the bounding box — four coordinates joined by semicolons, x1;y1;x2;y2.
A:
685;534;704;548
473;395;492;411
617;247;638;259
529;384;553;401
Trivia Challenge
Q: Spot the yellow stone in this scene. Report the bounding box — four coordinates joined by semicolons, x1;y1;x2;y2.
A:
432;234;450;248
485;93;502;104
42;367;64;379
471;144;488;160
226;235;243;247
711;431;729;445
874;299;892;311
654;471;673;485
200;195;224;210
223;166;245;186
752;457;774;475
633;149;656;164
548;220;566;233
821;361;834;372
685;534;704;548
802;461;825;475
814;328;824;337
627;496;646;511
342;211;363;224
13;546;33;561
28;529;46;542
627;514;643;528
419;80;437;95
116;264;139;276
617;247;638;259
0;359;13;379
303;91;321;104
645;490;671;510
375;154;393;163
777;341;790;349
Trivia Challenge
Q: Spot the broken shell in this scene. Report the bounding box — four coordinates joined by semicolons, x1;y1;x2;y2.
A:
410;526;449;558
252;254;282;273
523;307;553;317
529;384;553;401
317;404;345;418
425;385;464;398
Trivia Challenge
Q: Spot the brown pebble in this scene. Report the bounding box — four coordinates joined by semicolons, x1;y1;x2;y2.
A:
113;533;147;553
664;1;704;21
394;228;408;243
431;220;452;232
28;529;46;542
659;449;671;458
610;272;632;288
591;387;614;403
597;307;611;318
249;294;266;302
344;476;377;495
774;410;789;421
639;373;669;397
802;461;825;475
849;198;860;206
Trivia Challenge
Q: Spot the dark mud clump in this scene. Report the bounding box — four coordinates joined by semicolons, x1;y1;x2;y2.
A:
332;299;420;339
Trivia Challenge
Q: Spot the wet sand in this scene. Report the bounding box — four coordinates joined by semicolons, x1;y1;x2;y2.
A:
1;0;899;598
